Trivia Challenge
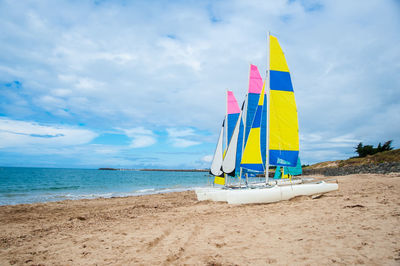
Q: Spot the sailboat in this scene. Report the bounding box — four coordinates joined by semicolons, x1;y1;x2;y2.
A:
196;33;338;204
196;90;242;201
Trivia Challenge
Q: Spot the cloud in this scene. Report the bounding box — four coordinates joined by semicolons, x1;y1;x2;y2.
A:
201;155;213;163
171;139;201;148
166;128;201;148
130;135;157;148
0;118;97;148
120;127;157;148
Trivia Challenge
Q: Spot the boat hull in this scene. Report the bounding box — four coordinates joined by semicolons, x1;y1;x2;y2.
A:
195;179;305;202
226;182;338;204
267;178;302;186
195;188;228;201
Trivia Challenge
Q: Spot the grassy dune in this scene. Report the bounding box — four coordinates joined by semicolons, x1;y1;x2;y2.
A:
307;149;400;169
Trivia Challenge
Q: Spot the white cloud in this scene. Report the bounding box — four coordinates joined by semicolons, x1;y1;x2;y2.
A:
130;135;157;148
171;139;201;148
0;118;97;148
166;128;201;148
119;127;157;148
123;127;154;137
201;155;213;163
166;128;196;138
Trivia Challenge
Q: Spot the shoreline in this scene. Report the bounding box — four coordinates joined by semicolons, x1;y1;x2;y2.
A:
0;168;210;206
1;173;399;265
0;186;205;207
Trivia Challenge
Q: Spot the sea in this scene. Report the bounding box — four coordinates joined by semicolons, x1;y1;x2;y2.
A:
0;167;210;206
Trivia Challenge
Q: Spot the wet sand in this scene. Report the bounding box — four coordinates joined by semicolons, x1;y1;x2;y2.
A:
1;173;399;265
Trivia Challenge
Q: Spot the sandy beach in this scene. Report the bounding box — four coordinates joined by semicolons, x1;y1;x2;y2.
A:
1;173;399;265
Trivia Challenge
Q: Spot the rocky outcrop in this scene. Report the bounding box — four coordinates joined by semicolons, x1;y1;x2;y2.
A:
302;162;400;176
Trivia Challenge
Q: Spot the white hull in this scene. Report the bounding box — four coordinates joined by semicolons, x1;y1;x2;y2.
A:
226;181;338;204
195;188;214;201
195;187;228;201
195;178;306;202
267;178;302;186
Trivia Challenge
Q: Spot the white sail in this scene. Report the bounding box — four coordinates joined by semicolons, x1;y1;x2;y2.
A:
222;110;243;175
210;119;225;176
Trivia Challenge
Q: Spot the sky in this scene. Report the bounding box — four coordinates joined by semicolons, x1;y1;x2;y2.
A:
0;0;399;169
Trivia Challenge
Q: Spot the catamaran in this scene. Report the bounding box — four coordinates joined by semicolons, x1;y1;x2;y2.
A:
196;33;338;204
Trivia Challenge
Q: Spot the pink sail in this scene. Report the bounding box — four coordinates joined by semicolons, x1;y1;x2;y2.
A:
248;64;263;94
227;91;240;114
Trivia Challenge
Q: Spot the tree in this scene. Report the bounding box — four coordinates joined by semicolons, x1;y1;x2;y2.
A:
377;142;382;152
355;142;364;157
381;140;393;151
354;140;394;157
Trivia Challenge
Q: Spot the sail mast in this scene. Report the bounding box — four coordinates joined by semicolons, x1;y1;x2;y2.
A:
239;65;251;183
265;32;271;184
225;89;229;186
239;92;247;182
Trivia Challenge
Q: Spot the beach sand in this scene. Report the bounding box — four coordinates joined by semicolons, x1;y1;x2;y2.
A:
1;173;399;265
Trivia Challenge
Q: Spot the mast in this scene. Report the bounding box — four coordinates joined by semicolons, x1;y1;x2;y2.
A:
239;92;248;184
225;89;229;186
239;65;251;185
265;32;271;184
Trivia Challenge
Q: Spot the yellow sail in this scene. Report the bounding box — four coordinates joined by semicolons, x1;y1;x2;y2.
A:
240;82;266;172
269;35;299;167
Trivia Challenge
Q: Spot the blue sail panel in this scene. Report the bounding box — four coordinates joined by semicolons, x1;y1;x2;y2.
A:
274;166;281;179
261;96;267;168
240;163;264;172
269;150;299;167
234;119;244;177
270;70;293;92
244;92;260;144
285;157;302;176
227;113;239;143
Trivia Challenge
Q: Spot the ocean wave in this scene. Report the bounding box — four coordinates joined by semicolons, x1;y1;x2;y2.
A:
135;188;156;193
0;185;80;193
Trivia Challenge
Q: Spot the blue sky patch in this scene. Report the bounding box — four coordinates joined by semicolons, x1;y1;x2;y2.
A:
91;133;131;146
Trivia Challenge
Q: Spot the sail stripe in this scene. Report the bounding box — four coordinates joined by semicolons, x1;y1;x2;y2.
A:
269;150;298;167
240;163;264;172
227;91;240;144
270;71;293;92
227;113;239;144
